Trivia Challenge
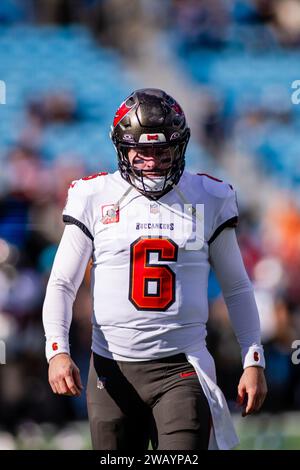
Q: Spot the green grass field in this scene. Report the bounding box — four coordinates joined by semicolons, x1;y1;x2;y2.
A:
1;412;300;450
234;412;300;450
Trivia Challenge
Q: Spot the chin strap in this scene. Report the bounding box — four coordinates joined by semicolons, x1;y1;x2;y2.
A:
100;185;133;224
100;179;202;224
174;185;203;223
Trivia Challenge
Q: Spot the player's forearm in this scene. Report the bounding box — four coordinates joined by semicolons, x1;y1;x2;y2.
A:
43;280;74;361
42;224;93;362
223;288;265;368
209;228;265;369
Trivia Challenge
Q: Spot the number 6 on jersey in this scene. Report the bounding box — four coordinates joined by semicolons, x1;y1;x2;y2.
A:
129;237;178;311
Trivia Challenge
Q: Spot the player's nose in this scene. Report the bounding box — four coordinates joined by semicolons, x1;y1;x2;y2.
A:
145;158;157;170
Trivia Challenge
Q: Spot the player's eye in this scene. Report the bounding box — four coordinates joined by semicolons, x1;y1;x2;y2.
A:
160;156;172;164
132;156;146;165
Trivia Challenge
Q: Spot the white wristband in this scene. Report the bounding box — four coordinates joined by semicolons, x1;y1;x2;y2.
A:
45;337;70;363
242;345;265;369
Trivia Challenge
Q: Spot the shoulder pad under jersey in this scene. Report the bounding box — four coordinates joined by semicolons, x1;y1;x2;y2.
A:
198;173;234;198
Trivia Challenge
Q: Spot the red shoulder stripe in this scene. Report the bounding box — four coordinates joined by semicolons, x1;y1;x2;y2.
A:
81;172;108;181
197;173;223;183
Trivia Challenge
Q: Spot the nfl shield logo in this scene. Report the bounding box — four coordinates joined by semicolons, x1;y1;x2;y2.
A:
97;376;107;390
150;203;160;215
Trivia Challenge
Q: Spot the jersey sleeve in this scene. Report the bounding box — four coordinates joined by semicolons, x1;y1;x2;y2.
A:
62;180;94;241
205;179;239;245
43;224;93;362
209;227;265;369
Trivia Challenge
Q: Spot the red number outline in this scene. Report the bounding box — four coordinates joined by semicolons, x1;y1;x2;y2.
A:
129;237;178;311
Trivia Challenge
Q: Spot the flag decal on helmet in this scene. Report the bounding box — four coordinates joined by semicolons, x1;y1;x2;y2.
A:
139;133;166;143
147;134;158;141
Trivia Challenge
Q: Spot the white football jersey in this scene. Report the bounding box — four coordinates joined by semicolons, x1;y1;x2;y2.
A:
62;170;238;360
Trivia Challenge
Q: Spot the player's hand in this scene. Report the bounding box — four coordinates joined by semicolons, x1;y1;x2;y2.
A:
236;366;267;417
48;353;83;397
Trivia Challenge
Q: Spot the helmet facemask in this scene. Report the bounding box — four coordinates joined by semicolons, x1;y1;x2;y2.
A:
117;142;187;199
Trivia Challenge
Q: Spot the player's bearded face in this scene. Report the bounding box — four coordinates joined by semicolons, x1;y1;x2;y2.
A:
127;147;175;192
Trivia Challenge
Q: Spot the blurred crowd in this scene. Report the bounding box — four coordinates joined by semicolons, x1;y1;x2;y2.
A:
172;0;300;50
0;0;300;443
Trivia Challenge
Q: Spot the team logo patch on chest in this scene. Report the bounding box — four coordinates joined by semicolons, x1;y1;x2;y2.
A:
101;204;120;224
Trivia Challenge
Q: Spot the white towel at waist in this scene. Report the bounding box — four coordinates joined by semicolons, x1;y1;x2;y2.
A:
185;346;239;450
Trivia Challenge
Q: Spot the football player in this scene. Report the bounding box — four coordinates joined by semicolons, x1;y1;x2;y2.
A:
43;88;267;450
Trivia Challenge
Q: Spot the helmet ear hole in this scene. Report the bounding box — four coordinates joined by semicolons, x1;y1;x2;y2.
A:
126;97;135;107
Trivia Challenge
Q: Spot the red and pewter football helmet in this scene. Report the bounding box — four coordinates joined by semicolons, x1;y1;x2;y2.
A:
110;88;190;199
